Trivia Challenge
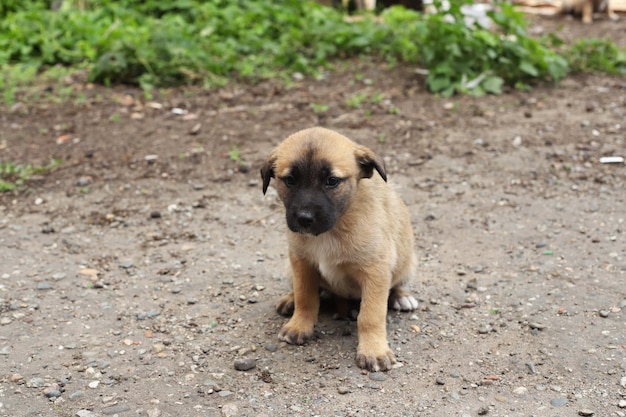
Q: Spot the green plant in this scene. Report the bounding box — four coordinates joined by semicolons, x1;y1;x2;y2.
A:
0;0;623;98
0;159;61;192
310;102;329;114
228;146;242;164
565;38;626;75
345;92;367;108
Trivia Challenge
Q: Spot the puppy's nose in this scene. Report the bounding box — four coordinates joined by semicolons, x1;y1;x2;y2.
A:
296;210;314;228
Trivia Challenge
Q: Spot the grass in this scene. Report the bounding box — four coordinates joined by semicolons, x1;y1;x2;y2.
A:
0;159;62;192
0;0;623;102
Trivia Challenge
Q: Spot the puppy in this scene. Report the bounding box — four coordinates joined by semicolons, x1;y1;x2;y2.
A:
561;0;618;23
260;127;418;372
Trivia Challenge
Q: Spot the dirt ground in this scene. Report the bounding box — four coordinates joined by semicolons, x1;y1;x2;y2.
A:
0;15;625;417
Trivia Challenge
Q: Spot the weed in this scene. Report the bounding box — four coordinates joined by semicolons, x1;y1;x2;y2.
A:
387;106;400;115
110;113;121;123
0;159;61;192
345;92;367;109
310;103;329;114
565;38;626;75
370;92;383;104
0;0;623;96
228;146;242;164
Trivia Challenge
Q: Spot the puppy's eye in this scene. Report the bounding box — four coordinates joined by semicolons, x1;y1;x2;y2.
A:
282;175;295;187
325;177;341;188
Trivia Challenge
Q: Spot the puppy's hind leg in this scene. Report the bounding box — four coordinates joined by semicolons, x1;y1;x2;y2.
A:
275;292;295;316
389;286;418;311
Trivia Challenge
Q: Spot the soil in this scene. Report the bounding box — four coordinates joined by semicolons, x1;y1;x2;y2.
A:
0;15;625;417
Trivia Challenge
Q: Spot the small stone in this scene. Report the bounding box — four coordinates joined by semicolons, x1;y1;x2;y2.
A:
150;211;162;219
478;325;492;334
264;344;278;352
0;317;11;325
234;358;256;371
529;322;545;330
76;177;91;187
494;396;508;403
43;384;61;399
337;386;350;395
578;409;594;416
369;372;387;382
598;310;609;318
218;390;233;397
102;404;130;415
221;403;238;417
69;391;85;400
477;406;489;415
513;386;528;396
88;381;99;389
621;376;626;388
76;411;97;417
44;389;62;399
435;376;446;385
9;374;24;383
36;282;52;290
27;377;45;388
550;398;568;407
118;260;134;269
619;400;626;409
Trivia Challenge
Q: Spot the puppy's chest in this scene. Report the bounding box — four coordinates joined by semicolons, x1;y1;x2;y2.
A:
306;243;362;298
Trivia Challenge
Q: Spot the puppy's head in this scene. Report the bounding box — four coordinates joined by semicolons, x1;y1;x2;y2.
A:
260;127;386;236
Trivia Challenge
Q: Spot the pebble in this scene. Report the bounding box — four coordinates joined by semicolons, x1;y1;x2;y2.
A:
88;381;100;389
149;211;162;219
36;282;52;290
578;409;595;416
264;344;278;352
621;376;626;388
337;386;350;395
477;406;489;415
0;346;11;355
619;299;626;310
9;374;24;383
619;400;626;408
234;358;256;371
550;398;568;407
435;376;446;385
222;403;238;417
598;310;609;318
0;317;11;325
369;372;387;382
76;411;97;417
69;391;85;400
529;322;545;330
218;390;233;397
102;404;130;415
513;386;528;396
478;325;492;334
27;377;45;388
118;260;134;269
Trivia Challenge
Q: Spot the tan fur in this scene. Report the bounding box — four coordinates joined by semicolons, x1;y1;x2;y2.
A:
262;127;418;372
561;0;618;23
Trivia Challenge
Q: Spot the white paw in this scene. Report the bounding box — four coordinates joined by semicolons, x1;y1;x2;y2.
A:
392;295;418;311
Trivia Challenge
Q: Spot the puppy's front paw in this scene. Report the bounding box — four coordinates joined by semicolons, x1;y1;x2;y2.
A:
356;348;396;372
278;320;314;345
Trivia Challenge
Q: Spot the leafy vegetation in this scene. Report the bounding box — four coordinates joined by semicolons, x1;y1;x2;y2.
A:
0;159;61;192
0;0;624;97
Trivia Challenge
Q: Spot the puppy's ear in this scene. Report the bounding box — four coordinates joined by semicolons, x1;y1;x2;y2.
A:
355;146;387;182
260;153;277;195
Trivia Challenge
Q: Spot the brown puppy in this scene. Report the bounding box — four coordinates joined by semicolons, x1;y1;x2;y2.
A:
260;127;418;372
